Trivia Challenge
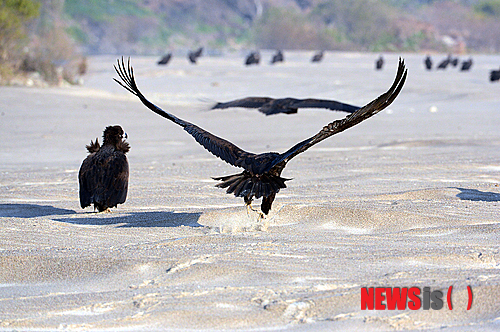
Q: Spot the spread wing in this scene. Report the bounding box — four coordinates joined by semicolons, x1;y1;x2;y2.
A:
113;57;255;170
266;58;407;172
211;97;274;110
290;99;360;113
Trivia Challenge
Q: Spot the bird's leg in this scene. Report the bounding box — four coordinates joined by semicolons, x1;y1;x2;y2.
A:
244;196;256;217
244;196;265;224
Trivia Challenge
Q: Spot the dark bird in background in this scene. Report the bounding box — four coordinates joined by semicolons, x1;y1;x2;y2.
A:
424;55;433;70
270;50;284;64
188;47;203;64
460;58;473;71
114;58;407;216
451;57;459;67
245;51;260;66
490;68;500;82
437;55;452;69
79;125;129;212
157;53;172;65
375;56;384;70
311;51;324;63
211;96;360;116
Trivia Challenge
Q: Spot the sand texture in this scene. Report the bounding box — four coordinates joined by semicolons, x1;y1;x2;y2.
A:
1;52;499;331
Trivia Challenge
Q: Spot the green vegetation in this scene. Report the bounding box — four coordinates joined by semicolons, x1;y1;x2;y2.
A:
475;0;500;16
2;0;500;85
64;0;151;22
252;7;322;49
0;0;40;64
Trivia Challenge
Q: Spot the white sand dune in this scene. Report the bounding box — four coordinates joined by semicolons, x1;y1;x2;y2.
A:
1;52;500;331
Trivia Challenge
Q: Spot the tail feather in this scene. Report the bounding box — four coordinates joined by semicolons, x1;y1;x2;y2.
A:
228;177;245;194
213;171;289;213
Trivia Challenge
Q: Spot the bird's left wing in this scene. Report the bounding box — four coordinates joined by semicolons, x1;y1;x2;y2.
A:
114;57;255;169
211;97;274;110
291;98;360;113
266;58;407;172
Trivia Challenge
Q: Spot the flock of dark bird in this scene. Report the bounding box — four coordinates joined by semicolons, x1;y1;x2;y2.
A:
156;49;498;83
422;54;473;71
377;54;499;82
156;48;327;67
79;57;407;215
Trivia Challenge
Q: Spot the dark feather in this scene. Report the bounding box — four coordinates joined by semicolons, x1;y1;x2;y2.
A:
264;58;407;172
79;125;129;212
211;96;360;116
211;97;273;110
86;138;100;153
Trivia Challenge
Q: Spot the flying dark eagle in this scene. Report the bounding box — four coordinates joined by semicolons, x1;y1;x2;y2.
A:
157;53;172;65
114;58;407;215
311;51;324;63
211;96;360;116
79;125;129;212
271;50;284;64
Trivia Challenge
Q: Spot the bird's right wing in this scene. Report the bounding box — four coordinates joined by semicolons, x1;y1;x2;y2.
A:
266;58;407;172
114;57;255;169
292;98;360;113
211;97;273;110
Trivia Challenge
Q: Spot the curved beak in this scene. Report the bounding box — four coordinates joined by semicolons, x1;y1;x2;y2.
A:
124;132;128;139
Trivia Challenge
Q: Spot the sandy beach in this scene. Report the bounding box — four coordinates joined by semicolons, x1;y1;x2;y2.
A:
1;52;499;331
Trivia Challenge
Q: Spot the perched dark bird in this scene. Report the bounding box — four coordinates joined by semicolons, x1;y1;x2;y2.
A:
114;58;407;216
490;68;500;82
157;53;172;65
311;51;324;63
451;57;459;67
424;55;433;70
211;96;360;116
375;56;384;70
79;125;129;212
437;55;452;69
245;51;260;66
270;50;284;64
460;58;473;71
188;47;203;64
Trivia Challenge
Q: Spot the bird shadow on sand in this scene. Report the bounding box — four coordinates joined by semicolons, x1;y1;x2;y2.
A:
54;210;203;228
455;188;500;202
0;204;76;218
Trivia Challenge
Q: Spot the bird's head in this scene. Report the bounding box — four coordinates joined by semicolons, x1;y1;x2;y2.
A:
103;125;127;146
